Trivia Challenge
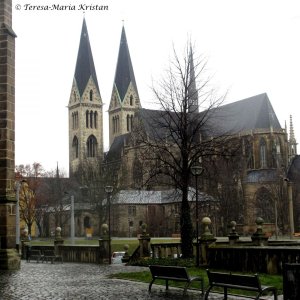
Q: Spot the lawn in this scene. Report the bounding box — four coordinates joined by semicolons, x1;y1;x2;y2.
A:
29;237;180;255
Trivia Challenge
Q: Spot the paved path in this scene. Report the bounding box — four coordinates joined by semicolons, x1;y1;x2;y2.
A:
0;261;282;300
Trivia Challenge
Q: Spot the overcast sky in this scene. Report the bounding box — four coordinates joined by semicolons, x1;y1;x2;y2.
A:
13;0;300;175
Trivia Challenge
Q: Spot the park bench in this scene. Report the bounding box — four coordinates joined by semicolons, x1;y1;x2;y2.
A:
27;249;44;263
205;269;278;300
43;250;63;264
148;265;204;295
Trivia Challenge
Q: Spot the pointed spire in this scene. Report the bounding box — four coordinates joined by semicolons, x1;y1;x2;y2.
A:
188;45;198;113
56;162;60;178
74;18;99;96
289;115;296;143
114;25;139;101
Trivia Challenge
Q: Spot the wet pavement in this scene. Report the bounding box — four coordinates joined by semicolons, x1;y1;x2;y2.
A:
0;261;282;300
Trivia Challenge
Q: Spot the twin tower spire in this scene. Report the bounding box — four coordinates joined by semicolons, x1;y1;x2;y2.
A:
68;18;140;176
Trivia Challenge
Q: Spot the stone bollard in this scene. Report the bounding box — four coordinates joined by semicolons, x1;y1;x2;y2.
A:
54;227;64;255
199;217;216;266
138;223;151;257
251;217;269;246
122;244;130;263
99;224;110;264
228;221;240;245
20;228;29;260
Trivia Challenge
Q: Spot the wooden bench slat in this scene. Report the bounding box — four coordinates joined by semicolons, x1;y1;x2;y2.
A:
149;265;203;295
205;269;278;300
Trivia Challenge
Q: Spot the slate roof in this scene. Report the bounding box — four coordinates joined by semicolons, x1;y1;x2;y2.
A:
104;133;130;162
287;155;300;181
204;93;282;136
113;26;139;101
113;189;216;205
74;18;100;96
137;93;282;140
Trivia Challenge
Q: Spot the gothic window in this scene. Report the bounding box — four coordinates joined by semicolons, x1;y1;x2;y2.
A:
130;95;133;106
89;90;93;101
130;115;133;130
116;115;120;133
112;116;115;133
72;112;74;129
86;110;89;128
244;138;254;169
127;114;130;131
87;135;97;157
72;136;79;159
73;91;77;102
94;111;98;129
256;187;274;223
90;111;93;128
260;138;267;168
75;112;78;129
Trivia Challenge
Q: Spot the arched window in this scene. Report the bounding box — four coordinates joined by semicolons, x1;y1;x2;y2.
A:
89;90;93;101
244;138;254;169
116;115;120;133
90;111;93;128
84;216;91;228
130;115;133;130
94;111;98;129
86;111;89;128
130;95;133;106
87;135;97;157
127;114;130;131
256;187;274;223
72;112;75;129
75;112;78;129
72;136;79;159
73;91;77;102
260;138;267;168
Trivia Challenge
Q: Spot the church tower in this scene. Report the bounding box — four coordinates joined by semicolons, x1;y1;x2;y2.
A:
68;18;103;177
108;25;141;146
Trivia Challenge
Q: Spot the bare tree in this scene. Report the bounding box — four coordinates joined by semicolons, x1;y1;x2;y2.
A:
132;43;233;258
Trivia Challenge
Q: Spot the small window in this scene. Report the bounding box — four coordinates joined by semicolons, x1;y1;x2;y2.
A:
130;95;133;106
89;90;93;101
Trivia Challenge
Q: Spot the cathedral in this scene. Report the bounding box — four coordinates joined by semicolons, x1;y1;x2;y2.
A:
66;18;299;238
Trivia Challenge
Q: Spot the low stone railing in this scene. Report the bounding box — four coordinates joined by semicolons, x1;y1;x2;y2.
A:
150;242;182;258
58;245;99;263
207;243;300;275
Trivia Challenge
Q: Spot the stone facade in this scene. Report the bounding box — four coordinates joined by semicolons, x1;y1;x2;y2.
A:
0;0;20;269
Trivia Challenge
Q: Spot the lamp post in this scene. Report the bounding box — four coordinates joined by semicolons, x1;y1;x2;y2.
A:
105;186;113;264
64;192;75;245
15;181;21;252
191;165;203;267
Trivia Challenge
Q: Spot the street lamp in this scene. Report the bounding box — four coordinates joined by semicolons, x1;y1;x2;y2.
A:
191;165;204;267
15;179;26;252
105;186;113;264
64;192;75;245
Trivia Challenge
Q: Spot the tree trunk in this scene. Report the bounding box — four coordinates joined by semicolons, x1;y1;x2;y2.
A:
180;187;194;258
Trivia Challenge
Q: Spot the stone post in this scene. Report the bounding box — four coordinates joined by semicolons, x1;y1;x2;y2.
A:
228;221;240;245
251;217;269;246
54;227;64;255
0;0;20;270
99;224;110;264
199;217;216;266
121;244;130;263
138;223;151;257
